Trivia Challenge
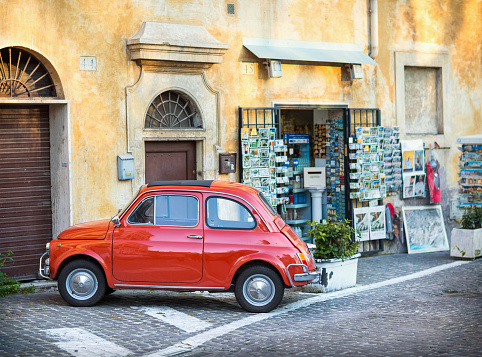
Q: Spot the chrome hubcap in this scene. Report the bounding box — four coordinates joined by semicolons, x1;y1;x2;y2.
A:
243;274;275;307
66;268;98;300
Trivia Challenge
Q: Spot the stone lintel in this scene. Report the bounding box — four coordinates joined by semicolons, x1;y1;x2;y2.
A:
127;22;229;69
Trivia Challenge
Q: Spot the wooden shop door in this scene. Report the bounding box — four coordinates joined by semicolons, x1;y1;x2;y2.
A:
145;141;196;183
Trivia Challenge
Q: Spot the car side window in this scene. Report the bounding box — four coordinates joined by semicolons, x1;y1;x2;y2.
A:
128;197;154;224
155;195;198;227
206;197;256;230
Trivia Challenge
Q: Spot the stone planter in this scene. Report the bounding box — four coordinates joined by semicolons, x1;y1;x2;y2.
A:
450;228;482;259
302;253;360;293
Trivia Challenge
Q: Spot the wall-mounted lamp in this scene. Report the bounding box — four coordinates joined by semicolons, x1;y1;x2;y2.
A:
346;64;364;80
263;59;283;78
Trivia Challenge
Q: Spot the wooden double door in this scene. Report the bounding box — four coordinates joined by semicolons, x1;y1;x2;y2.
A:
145;141;196;183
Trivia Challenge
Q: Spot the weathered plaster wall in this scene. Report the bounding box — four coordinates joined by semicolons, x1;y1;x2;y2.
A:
1;0;480;230
377;0;481;243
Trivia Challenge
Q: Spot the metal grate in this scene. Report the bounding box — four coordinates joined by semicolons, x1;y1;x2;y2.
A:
227;3;235;14
145;91;201;129
0;47;56;98
238;107;281;182
347;108;384;254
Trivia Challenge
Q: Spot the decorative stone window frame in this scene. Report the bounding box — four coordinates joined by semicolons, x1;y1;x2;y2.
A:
125;22;228;188
395;51;450;146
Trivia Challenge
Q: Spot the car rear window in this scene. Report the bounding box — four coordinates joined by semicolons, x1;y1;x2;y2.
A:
258;192;277;216
206;197;256;230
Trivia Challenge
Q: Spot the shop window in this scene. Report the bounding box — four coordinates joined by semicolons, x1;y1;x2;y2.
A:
145;90;202;129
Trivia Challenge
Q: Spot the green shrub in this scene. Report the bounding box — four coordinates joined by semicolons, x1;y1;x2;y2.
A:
461;206;482;230
307;217;360;261
0;250;21;298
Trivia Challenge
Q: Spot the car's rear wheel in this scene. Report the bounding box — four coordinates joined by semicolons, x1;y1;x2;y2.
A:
58;260;106;307
235;265;284;313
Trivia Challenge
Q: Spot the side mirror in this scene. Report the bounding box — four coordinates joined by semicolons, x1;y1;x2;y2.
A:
111;215;121;227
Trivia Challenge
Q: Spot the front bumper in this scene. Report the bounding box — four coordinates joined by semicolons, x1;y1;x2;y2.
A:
286;264;320;287
39;252;51;280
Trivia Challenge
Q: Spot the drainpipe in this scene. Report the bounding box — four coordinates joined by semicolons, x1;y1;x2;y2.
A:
369;0;379;59
124;61;144;194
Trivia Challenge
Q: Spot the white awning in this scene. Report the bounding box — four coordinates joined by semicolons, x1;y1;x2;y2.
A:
243;38;377;65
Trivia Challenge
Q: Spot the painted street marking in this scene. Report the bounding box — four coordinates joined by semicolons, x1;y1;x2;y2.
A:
146;260;472;356
131;305;212;333
45;327;131;357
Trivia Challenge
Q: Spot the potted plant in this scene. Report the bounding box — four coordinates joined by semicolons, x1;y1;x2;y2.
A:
450;206;482;259
303;217;360;293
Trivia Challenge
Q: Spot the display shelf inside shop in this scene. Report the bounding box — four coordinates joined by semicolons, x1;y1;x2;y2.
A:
285;176;311;238
326;118;345;220
457;135;482;208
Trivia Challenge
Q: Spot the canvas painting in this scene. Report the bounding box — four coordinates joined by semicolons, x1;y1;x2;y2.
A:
369;205;386;240
354;207;370;241
402;206;449;254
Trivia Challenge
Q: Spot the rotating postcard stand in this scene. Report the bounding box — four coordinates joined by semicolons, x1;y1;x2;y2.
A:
304;167;327;223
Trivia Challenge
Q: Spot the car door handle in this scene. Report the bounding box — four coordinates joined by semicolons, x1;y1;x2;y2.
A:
187;235;203;239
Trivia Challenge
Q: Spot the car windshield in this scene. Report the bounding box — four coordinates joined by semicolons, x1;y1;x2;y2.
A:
257;191;277;216
117;187;141;218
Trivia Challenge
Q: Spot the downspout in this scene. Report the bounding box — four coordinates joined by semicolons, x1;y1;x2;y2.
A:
369;0;379;59
124;61;144;194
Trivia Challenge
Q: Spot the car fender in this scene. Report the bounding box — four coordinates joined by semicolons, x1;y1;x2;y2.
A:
228;251;297;288
51;248;114;288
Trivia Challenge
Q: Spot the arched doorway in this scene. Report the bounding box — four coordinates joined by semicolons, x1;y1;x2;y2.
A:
0;47;67;280
144;90;202;183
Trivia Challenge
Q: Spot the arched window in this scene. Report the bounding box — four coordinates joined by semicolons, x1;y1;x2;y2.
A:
145;90;202;129
0;47;56;98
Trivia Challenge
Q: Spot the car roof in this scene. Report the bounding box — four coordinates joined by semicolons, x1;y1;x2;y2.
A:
141;180;259;196
147;180;214;188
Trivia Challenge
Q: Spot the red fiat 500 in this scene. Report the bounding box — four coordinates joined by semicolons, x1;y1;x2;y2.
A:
40;180;318;312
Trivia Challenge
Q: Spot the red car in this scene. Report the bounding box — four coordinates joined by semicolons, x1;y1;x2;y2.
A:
40;180;318;312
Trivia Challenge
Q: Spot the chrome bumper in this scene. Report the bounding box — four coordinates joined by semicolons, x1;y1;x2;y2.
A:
39;252;52;280
286;264;320;287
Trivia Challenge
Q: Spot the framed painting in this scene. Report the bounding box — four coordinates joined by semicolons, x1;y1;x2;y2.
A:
402;206;449;254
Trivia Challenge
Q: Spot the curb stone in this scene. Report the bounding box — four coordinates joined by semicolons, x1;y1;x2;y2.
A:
19;279;57;292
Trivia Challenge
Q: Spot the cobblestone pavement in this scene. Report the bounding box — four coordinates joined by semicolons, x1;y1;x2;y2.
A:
1;252;481;357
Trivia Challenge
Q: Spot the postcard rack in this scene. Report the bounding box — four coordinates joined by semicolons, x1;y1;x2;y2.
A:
457;135;482;208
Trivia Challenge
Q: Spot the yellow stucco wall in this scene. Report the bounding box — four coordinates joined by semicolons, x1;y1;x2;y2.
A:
0;0;480;226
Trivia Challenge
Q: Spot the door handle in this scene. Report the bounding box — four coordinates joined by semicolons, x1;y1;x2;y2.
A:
187;235;203;239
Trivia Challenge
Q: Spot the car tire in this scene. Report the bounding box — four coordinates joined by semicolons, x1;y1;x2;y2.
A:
105;287;116;295
235;265;284;313
58;260;106;307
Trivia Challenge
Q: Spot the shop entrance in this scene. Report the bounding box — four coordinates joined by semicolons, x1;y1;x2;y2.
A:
239;106;383;253
145;141;196;183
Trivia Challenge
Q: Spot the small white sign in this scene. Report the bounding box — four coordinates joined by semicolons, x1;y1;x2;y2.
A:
241;62;255;75
80;56;97;71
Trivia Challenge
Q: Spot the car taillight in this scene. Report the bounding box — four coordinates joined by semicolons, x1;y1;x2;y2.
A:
297;253;308;266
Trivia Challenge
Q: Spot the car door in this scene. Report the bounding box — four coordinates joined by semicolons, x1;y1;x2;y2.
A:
202;194;272;284
112;191;203;283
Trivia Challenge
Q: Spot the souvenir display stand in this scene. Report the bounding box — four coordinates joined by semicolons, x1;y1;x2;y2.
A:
240;127;279;208
457;135;482;208
348;126;401;202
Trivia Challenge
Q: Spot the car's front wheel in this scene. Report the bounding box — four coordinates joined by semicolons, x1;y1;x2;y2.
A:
235;266;284;313
58;260;106;307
